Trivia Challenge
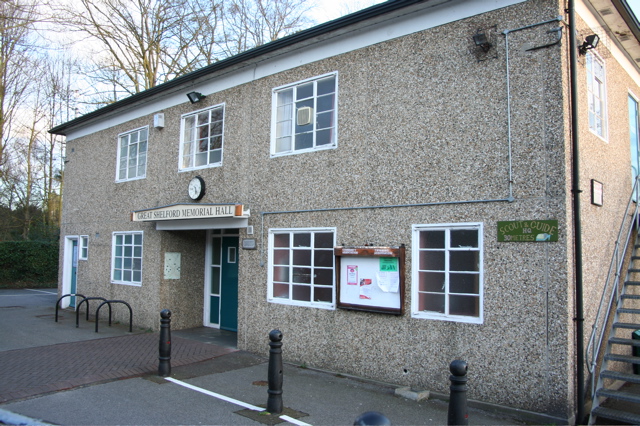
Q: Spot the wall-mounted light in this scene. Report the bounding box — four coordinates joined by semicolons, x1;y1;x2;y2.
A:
473;30;492;52
187;91;206;104
579;34;599;55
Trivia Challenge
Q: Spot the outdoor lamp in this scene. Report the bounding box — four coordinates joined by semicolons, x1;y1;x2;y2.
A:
187;91;206;104
579;34;599;55
473;31;492;52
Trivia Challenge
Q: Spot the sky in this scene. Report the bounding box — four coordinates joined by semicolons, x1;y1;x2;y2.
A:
312;0;384;23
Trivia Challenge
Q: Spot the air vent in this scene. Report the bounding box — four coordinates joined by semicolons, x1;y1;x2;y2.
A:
599;7;613;16
297;107;313;126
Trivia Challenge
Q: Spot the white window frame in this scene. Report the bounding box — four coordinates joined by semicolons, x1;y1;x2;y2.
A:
586;51;608;141
111;231;143;286
179;103;225;171
116;126;149;182
270;72;338;157
267;227;336;309
411;222;483;324
79;235;89;260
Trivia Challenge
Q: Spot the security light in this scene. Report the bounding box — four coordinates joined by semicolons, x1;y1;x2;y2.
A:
187;91;206;104
473;31;492;52
579;34;599;55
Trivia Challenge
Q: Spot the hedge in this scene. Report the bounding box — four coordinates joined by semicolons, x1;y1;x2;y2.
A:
0;241;58;284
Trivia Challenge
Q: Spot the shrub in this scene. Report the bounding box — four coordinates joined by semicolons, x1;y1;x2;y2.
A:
0;241;58;285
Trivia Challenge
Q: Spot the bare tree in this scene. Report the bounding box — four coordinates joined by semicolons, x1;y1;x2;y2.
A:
220;0;315;56
0;0;39;175
56;0;223;99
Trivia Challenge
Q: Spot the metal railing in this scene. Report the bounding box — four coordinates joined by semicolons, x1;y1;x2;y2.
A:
586;176;640;397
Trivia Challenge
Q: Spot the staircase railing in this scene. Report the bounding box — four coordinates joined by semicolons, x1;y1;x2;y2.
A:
586;176;640;398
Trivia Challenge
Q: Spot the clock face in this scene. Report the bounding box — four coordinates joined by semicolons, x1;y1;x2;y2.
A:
188;176;205;200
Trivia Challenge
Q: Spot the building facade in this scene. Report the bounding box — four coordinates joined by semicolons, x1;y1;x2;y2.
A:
50;0;640;421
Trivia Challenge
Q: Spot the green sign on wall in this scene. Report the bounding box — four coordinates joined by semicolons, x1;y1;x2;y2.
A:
497;220;558;242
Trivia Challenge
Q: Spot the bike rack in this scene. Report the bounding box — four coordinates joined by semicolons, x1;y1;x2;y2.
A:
55;293;86;322
75;297;109;328
95;300;133;333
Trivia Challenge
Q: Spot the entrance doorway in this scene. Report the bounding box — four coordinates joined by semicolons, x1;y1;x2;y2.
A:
61;236;79;308
204;229;239;331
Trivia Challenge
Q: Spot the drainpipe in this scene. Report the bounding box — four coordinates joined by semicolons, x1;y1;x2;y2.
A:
568;0;585;423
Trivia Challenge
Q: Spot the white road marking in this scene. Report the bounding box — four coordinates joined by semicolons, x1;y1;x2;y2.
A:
165;377;265;411
164;377;313;425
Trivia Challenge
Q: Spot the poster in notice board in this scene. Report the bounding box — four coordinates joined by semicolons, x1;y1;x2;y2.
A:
335;246;405;315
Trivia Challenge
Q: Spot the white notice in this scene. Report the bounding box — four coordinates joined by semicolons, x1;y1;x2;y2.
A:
376;271;400;293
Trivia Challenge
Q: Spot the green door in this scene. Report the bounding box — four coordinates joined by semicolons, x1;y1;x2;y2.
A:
70;239;78;308
207;231;238;331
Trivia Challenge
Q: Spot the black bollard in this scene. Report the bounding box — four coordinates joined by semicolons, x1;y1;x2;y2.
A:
354;411;391;425
267;329;283;414
158;309;172;377
447;360;468;426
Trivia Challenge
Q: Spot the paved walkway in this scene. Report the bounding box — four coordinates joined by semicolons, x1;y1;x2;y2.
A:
0;289;539;425
0;334;234;403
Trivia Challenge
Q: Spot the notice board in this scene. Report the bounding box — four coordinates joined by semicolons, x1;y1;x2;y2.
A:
335;246;405;315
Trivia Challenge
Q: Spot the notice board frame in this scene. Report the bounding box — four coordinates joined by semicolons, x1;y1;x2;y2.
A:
335;246;405;315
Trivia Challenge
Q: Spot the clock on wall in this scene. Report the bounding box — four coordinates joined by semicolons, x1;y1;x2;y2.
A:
188;176;205;201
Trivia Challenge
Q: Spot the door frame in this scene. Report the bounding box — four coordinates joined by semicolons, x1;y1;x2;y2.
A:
203;229;239;329
61;236;79;309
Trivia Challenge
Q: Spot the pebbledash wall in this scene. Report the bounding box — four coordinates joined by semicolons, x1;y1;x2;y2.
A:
51;0;640;420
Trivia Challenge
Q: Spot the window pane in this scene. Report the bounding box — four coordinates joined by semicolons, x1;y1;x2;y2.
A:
314;286;332;302
276;137;292;153
316;129;333;146
292;267;311;284
317;94;334;112
295;132;313;150
317;111;333;129
212;240;221;265
420;230;445;248
277;89;293;106
419;272;445;292
314;232;334;248
274;234;290;247
211;268;220;294
273;266;289;282
292;284;311;301
314;268;332;285
273;249;289;265
419;293;445;313
293;233;311;247
314;250;333;267
450;273;479;294
419;251;444;271
133;271;141;282
450;251;479;272
293;249;311;266
209;150;222;164
317;77;335;95
451;230;478;248
274;283;289;299
449;295;479;317
296;82;313;100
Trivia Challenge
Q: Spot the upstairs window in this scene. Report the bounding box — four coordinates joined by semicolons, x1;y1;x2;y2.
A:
116;127;148;181
180;104;225;170
587;52;607;140
411;223;483;324
271;73;337;156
